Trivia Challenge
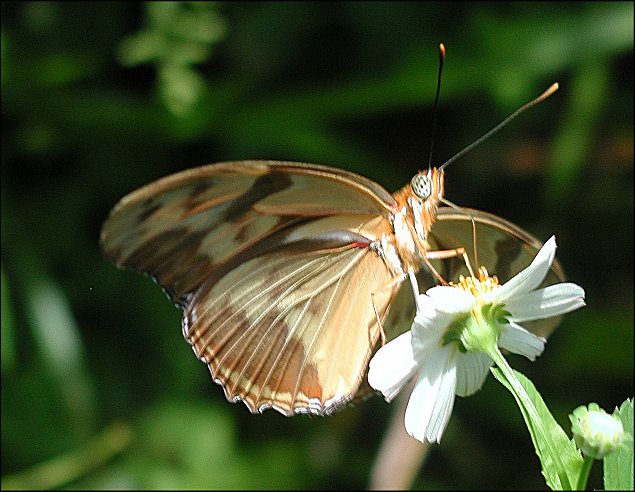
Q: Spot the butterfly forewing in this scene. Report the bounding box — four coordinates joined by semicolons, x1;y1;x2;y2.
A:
100;161;396;306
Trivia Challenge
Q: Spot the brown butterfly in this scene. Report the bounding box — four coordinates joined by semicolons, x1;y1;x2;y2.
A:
100;73;563;418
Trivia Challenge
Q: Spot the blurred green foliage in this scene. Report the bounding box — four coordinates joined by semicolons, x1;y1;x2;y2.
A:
1;1;632;489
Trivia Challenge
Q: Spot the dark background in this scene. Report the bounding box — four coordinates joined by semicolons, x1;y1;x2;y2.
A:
2;2;632;489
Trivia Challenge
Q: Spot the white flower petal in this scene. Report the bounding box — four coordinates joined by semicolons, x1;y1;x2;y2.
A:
411;324;443;361
455;352;493;397
505;283;586;322
495;236;557;301
411;296;456;359
499;321;546;361
404;346;457;443
426;286;474;313
411;311;454;360
368;332;418;402
414;292;437;319
412;295;444;331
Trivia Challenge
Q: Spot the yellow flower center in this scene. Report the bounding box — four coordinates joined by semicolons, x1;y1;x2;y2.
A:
442;267;507;353
451;267;500;300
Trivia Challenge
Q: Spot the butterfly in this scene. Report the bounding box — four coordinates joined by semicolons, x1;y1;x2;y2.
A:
101;44;563;416
100;156;564;416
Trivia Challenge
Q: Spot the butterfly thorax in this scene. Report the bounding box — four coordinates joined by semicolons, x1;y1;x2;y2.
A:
376;168;445;275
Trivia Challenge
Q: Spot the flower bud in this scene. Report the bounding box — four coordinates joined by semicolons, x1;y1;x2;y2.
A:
570;403;627;459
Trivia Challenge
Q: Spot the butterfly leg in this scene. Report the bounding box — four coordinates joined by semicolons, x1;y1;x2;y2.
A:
371;273;407;346
438;197;481;272
424;246;476;284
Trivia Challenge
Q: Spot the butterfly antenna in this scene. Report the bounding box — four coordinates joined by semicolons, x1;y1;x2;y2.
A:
427;43;446;171
439;82;559;171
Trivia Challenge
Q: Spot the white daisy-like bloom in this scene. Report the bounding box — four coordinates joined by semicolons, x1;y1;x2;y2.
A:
368;236;585;444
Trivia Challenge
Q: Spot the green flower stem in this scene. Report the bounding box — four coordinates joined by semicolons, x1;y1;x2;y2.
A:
576;456;593;490
485;344;573;490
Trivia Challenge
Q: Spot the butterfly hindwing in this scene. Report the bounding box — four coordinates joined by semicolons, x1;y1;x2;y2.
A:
182;215;399;415
426;207;565;337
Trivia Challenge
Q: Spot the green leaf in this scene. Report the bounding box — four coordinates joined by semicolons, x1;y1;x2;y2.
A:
492;367;584;490
604;398;634;490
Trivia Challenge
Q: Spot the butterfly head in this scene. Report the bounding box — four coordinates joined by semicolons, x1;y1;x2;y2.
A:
392;167;445;251
409;167;444;208
411;172;433;199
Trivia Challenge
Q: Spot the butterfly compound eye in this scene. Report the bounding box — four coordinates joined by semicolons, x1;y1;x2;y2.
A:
411;174;432;199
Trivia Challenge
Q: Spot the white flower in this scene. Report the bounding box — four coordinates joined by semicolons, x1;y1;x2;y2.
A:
368;236;585;444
